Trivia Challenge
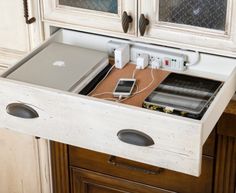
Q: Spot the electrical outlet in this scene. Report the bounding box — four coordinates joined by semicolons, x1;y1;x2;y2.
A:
150;56;162;69
130;45;187;71
107;41;121;57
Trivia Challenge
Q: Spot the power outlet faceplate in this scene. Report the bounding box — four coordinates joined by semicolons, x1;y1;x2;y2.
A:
131;46;188;71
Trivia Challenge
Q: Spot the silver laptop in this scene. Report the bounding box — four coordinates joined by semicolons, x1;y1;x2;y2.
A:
7;42;108;91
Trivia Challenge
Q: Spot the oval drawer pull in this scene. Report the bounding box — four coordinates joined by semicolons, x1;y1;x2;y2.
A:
6;103;39;119
108;156;163;175
117;129;154;146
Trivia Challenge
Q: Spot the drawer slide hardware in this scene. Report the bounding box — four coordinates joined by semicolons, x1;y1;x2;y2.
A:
6;103;39;119
108;156;164;175
117;129;155;146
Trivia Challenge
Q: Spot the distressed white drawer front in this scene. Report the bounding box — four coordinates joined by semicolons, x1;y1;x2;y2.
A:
0;29;236;176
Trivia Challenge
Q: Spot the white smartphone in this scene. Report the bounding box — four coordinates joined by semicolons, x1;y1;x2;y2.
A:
113;78;136;98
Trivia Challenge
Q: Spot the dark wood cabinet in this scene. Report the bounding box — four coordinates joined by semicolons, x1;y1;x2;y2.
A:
51;101;236;193
71;168;176;193
214;109;236;193
69;148;214;193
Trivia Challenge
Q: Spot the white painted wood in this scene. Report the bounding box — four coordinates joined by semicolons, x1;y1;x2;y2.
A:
0;67;7;75
41;0;137;37
42;0;236;57
44;29;236;79
0;1;52;193
0;128;41;193
0;78;203;176
0;0;44;65
1;29;236;176
201;68;236;143
0;51;23;67
139;0;236;57
0;1;29;53
37;139;53;193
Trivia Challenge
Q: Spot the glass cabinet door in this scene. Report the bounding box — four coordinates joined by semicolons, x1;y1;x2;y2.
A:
139;0;236;57
159;0;227;31
58;0;118;14
42;0;136;36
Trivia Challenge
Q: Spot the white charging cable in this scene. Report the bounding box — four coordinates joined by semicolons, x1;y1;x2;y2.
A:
91;54;155;102
132;68;138;78
134;67;155;95
89;65;115;96
186;50;200;67
119;68;155;103
91;91;113;97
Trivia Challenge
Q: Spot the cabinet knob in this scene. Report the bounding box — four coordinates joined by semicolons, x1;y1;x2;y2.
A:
6;103;39;119
139;14;149;36
122;11;133;33
23;0;36;24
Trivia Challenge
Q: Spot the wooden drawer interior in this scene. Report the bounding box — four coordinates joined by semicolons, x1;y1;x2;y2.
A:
88;63;170;107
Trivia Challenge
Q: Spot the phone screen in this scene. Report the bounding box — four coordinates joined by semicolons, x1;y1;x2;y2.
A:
114;80;135;93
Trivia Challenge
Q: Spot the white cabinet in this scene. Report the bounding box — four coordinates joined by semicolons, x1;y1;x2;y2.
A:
0;0;43;67
0;129;41;193
0;69;51;193
139;0;236;57
0;29;236;177
0;1;51;193
41;0;236;57
42;0;137;37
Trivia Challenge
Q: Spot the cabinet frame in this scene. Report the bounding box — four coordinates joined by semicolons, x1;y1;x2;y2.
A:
41;0;137;37
138;0;236;57
0;0;43;67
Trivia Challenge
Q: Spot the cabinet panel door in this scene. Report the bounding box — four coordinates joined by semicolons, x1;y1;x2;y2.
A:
139;0;236;57
0;0;43;67
42;0;137;37
0;1;29;54
0;128;41;193
71;168;176;193
58;0;119;14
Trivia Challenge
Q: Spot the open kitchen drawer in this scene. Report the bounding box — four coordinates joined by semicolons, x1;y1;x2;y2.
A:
0;29;236;176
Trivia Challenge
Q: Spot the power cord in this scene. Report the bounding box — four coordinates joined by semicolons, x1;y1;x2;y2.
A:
91;91;113;97
118;68;155;103
90;63;156;103
132;68;138;78
91;65;139;97
89;65;115;96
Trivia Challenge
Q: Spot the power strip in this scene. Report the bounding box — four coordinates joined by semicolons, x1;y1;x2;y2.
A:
108;41;188;71
131;46;188;71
